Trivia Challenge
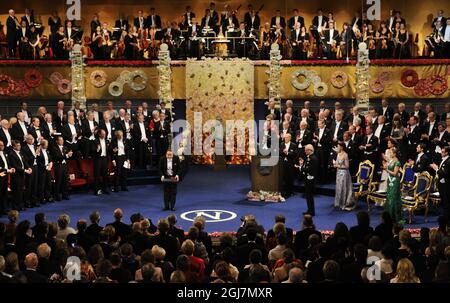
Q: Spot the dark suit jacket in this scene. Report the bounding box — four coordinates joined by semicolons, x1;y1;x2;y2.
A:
61;123;81;143
10;122;28;143
422;121;438;140
295;129;313;147
293;227;322;257
312;15;328;28
8;150;28;174
85;223;103;243
406;125;421;146
159;155;180;178
7;15;19;40
134;17;147;29
437;157;450;184
21;144;37;168
98;121;116;141
270;16;286;28
314;128;332;150
114;19;129;31
110;138;132;161
288;15;305;29
146;15;162;28
236;241;268;269
132;121;150;143
330;120;348;141
362;134;379;153
37;148;52;171
24;269;47;283
379;106;395;122
350;225;374;245
0;128;12;147
301;154;319;181
81;119;98;139
412;153;430;173
244;14;260;30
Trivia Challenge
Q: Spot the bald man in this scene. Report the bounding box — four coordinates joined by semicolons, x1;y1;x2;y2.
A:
24;253;47;283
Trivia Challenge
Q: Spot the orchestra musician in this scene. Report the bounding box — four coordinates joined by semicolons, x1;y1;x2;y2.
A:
244;5;261;32
271;23;286;55
260;22;271;59
64;20;77;51
323;20;339;60
201;9;216;32
365;23;376;59
124;26;138;60
147;8;162;29
91;26;103;59
338;22;352;59
182;6;196;30
90;14;101;37
101;22;113;60
271;10;286;29
208;2;219;26
221;5;239;33
6;9;20;57
17;20;32;59
114;13;129;41
375;21;392;59
28;24;41;59
290;22;309;60
162;21;181;59
236;22;250;58
187;17;201;59
444;19;450;59
21;8;35;28
48;11;61;52
426;20;445;58
134;10;147;32
393;22;410;59
288;9;305;30
312;8;328;33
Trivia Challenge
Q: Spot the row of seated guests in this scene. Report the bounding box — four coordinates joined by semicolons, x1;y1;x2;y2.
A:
266;99;450;191
0;210;448;283
4;6;449;60
0;100;176;215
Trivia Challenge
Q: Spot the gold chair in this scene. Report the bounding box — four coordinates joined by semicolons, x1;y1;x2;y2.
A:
367;168;404;211
400;163;416;196
401;171;433;224
353;160;375;200
428;175;441;210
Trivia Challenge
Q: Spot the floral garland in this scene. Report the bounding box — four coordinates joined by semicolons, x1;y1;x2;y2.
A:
0;74;15;96
401;69;419;87
49;72;63;85
128;70;148;91
11;80;30;97
370;78;385;93
314;82;329;97
247;190;285;202
108;81;124;96
290;70;311;90
57;79;72;95
378;71;392;83
414;78;431;97
89;70;107;88
23;69;43;88
330;71;348;89
428;75;448;95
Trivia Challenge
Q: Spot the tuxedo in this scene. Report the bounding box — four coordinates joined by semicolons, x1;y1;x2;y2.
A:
37;148;53;203
98;120;116;142
21;144;39;206
270;16;286;29
440;110;450;122
288;15;305;29
323;29;340;59
114;19;129;32
379;106;395;122
154;120;170;157
314;127;332;182
280;141;298;197
28;126;44;145
221;14;239;32
373;123;391;151
10;121;29;143
346;114;366;128
397;110;410;127
7;15;20;57
111;137;131;191
81;119;98;157
133;121;151;168
406;125;421;159
93;138;110;194
182;12;196;28
411;110;427;125
312;15;328;29
362;134;379;166
264;108;280;121
0;151;10;213
147;15;162;28
52;144;70;200
41;122;56;142
0;128;13;149
299;154;319;215
134;16;147;30
331;120;348;142
295;129;313;150
344;139;358;176
52;111;67;132
62;123;81;156
244;14;261;31
159;155;180;210
422;121;439;141
412;153;430;173
201;15;216;29
436;156;450;219
9;149;29;209
432;16;447;29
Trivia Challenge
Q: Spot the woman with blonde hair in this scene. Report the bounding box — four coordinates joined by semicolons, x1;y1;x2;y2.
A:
390;258;420;283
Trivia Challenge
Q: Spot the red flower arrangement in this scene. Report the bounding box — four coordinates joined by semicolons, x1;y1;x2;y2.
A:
0;74;15;96
57;79;72;95
11;80;30;97
428;75;448;95
370;78;385;94
401;69;419;87
414;78;432;97
23;69;43;88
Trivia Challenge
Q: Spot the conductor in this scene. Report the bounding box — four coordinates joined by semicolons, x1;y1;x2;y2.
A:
159;150;180;211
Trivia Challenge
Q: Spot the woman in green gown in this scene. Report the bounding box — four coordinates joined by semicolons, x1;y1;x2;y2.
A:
383;147;404;224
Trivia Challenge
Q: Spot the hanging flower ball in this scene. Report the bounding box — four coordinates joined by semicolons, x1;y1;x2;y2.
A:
290;70;311;90
330;71;348;89
370;78;385;94
49;72;63;85
401;69;419;87
413;78;431;97
57;79;72;95
427;75;448;95
128;70;148;91
90;70;107;88
313;82;328;97
0;74;15;96
23;69;43;88
108;81;124;97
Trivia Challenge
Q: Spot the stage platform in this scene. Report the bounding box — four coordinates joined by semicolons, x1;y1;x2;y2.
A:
0;165;439;234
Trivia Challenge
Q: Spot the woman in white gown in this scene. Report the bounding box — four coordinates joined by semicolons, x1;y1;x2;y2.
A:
333;142;355;210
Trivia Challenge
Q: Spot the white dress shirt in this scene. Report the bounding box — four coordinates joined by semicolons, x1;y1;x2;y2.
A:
444;26;450;42
14;150;24;168
105;122;112;140
139;122;147;141
27;144;37;165
318;127;325;146
117;139;125;156
42;148;49;167
19;121;28;137
0;151;8;170
2;128;11;146
167;158;173;176
428;121;435;136
99;138;107;157
333;121;341;140
375;124;383;138
93;111;100;123
22;110;31;124
69;123;77;143
88;120;95;140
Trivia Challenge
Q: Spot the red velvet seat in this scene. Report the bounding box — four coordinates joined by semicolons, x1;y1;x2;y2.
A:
68;159;88;188
79;158;95;184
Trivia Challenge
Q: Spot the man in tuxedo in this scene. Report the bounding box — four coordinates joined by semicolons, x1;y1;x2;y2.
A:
432;122;450;162
397;102;410;127
42;113;57;143
94;129;110;196
52;136;72;201
147;8;161;29
155;112;170;158
265;101;280;121
28;117;44;146
123;100;136;120
62;115;81;158
0;120;13;151
9;140;32;211
411;102;426;125
81;111;98;158
331;110;347;144
373;115;391;152
379;99;394;123
6;9;20;57
11;112;29;144
159;150;180;211
22;135;39;208
201;9;216;31
298;144;319;216
114;13;129;40
347;106;366;129
220;5;239;32
53;101;67;132
288;8;305;30
244;6;260;32
312;8;328;31
298;109;315;131
351;11;363;32
0;140;14;215
271;10;286;29
359;125;379;167
405;116;421;160
37;139;53;204
432;10;446;29
133;113;150;169
313;119;331;183
410;143;430;173
134;10;147;31
280;120;294;144
98;112;116;143
111;130;131;192
280;133;297;198
343;131;358;177
182;6;196;29
443;19;450;59
18;101;32;125
431;146;450;221
24;253;47;283
296;121;313;158
323;21;339;59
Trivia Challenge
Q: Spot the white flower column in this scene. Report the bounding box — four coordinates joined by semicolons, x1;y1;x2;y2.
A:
157;43;174;144
70;44;86;109
355;42;370;115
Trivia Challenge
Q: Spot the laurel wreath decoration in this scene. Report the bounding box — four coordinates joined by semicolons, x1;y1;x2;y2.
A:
290;70;311;90
313;82;328;97
108;81;124;97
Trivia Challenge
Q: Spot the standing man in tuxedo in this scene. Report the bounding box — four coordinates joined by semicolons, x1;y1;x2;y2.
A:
22;135;39;208
313;119;331;183
62;115;81;158
159;150;180;211
323;21;339;60
379;99;394;124
155;112;170;158
373;115;391;152
11;112;29;144
271;10;286;29
244;6;260;32
0;140;14;215
405;116;421;160
431;146;450;222
331;110;347;144
18;101;32;125
147;8;161;29
280;133;298;198
53;101;67;133
81;111;98;158
359;125;379;167
94;129;110;195
28;117;44;146
111;130;131;192
134;10;147;31
37;139;53;204
133;113;150;169
410;143;430;173
0;120;13;151
298;144;319;216
288;9;305;30
98;112;115;143
52;136;72;201
9;140;32;211
296;121;313;158
6;9;20;58
182;6;196;29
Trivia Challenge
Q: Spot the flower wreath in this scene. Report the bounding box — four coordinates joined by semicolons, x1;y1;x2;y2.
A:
313;82;328;97
378;71;392;84
330;71;348;89
11;80;30;97
108;81;124;97
90;70;107;88
118;70;131;84
427;75;448;95
128;70;148;91
49;72;63;85
413;79;431;97
370;78;385;94
0;74;15;96
57;79;72;95
24;69;43;88
401;69;419;87
290;70;311;90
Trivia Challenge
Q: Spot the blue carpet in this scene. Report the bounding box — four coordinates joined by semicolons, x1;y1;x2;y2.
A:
0;165;439;232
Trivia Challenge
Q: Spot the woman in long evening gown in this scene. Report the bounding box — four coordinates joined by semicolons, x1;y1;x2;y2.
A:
333;143;355;210
384;147;404;224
